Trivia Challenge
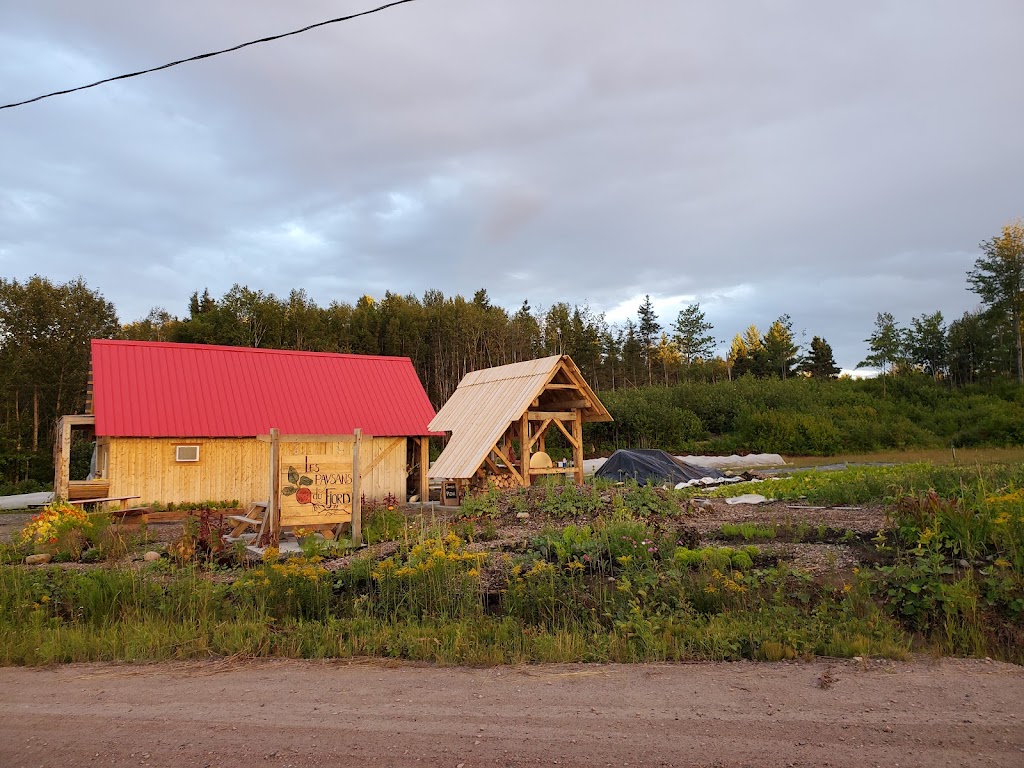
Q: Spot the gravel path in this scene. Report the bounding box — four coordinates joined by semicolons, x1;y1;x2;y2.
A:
1;658;1021;767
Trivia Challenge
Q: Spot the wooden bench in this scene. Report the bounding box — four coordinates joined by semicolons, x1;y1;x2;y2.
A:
68;495;140;511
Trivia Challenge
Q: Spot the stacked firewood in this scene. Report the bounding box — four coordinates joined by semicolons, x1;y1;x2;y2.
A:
486;472;520;490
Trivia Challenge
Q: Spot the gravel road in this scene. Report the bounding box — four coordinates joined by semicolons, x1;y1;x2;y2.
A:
1;658;1021;767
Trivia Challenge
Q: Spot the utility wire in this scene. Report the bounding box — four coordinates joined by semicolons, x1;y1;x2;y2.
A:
0;0;420;111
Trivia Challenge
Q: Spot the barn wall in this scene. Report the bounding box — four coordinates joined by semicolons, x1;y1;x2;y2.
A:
106;437;408;505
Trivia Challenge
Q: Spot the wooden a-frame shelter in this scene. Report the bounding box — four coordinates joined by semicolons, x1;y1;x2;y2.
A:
428;355;611;491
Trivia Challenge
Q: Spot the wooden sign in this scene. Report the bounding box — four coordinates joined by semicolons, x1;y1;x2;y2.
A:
279;453;354;527
442;480;459;505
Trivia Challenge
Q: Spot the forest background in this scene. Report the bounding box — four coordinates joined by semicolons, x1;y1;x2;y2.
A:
2;221;1023;493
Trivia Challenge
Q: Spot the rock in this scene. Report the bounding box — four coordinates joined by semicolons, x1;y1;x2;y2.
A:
25;553;52;565
515;512;530;520
143;551;162;562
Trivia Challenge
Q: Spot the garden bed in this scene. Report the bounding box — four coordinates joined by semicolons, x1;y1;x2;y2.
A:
1;463;1022;666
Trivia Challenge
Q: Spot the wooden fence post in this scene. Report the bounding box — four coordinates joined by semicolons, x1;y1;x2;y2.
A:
268;428;280;545
351;428;362;546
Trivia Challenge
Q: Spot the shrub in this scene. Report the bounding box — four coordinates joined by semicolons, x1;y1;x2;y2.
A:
368;533;483;620
19;500;106;561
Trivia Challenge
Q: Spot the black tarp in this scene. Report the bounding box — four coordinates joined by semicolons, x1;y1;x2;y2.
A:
595;449;724;486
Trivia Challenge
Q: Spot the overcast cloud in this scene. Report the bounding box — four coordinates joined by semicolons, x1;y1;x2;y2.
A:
1;1;1022;368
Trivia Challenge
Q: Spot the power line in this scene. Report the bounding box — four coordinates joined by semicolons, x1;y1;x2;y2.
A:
0;0;420;111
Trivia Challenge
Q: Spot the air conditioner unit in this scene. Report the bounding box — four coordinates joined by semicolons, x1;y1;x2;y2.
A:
175;445;200;463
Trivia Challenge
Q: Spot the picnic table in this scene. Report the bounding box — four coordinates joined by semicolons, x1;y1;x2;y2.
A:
225;502;338;544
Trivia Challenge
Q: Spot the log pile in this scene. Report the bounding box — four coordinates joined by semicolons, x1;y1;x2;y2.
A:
486;472;520;490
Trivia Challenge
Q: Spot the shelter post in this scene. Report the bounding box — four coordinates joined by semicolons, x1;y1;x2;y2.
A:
572;411;584;485
520;413;531;486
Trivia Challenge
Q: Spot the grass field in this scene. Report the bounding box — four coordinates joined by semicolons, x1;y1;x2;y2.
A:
785;446;1024;467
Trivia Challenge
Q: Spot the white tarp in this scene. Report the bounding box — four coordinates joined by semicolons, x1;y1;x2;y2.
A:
678;453;786;469
674;476;744;490
586;453;785;476
0;491;52;510
725;493;769;505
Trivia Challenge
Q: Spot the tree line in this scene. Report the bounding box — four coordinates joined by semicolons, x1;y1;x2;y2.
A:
2;218;1021;489
862;220;1024;387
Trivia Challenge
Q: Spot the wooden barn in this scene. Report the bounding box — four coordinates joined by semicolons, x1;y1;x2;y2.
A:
428;355;611;498
53;340;437;506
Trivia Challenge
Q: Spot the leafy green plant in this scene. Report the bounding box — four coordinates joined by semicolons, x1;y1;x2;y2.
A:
460;485;500;518
621;482;679;517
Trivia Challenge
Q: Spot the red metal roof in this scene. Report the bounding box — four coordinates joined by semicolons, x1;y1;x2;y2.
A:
91;340;438;438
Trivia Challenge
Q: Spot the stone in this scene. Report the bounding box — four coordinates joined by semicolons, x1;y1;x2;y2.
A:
25;553;52;565
515;512;530;520
143;551;162;562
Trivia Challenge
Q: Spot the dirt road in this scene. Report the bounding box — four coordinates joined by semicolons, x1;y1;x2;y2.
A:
1;659;1021;768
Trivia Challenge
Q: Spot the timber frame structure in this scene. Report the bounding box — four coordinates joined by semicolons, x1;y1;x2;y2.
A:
428;355;612;491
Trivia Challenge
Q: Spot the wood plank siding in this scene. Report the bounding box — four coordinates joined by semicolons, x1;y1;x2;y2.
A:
102;437;408;505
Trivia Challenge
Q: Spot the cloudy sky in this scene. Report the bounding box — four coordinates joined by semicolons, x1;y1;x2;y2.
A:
2;1;1022;368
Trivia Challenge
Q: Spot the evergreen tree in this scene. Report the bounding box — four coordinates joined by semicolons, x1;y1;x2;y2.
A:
728;331;752;379
763;315;799;379
510;300;541;362
637;295;661;385
800;336;840;379
671;303;716;366
621;319;645;386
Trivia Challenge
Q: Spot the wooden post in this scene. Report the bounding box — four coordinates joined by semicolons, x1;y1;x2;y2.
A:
54;417;72;499
520;414;531;487
351;428;362;546
419;436;430;503
572;410;584;485
268;428;280;545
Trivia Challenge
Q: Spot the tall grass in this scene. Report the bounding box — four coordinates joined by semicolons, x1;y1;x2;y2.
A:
0;529;911;667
